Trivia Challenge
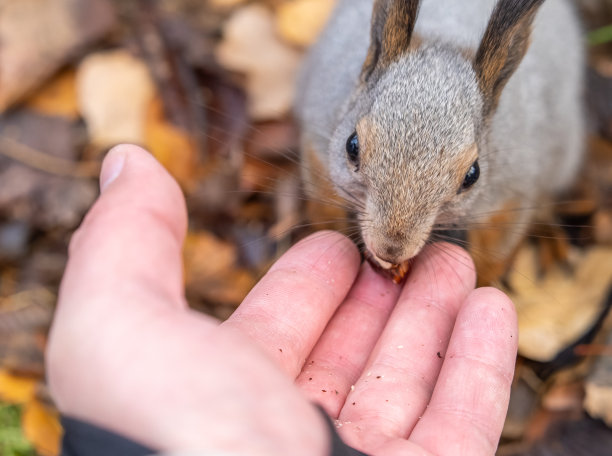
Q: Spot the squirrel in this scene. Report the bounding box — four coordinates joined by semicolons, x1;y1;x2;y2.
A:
295;0;585;284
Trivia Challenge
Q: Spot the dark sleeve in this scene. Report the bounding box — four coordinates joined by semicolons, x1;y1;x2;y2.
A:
60;416;154;456
60;408;370;456
317;407;370;456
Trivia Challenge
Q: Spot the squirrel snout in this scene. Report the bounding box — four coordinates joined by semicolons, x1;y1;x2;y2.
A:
362;231;402;268
369;252;398;270
363;227;428;270
363;237;410;269
375;246;403;266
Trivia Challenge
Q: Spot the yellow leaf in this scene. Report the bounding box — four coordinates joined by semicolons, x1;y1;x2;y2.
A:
209;0;246;9
0;369;37;404
511;245;612;361
22;399;62;456
216;4;302;119
24;68;80;119
144;97;199;189
183;231;256;309
276;0;337;47
184;231;237;278
77;50;156;149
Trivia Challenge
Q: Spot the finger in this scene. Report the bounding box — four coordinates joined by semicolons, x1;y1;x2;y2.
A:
295;262;402;417
338;243;476;449
223;231;361;377
59;144;188;317
409;287;517;455
47;144;197;439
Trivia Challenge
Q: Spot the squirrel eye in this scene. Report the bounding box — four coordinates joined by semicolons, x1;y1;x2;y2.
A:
461;160;480;191
346;131;360;170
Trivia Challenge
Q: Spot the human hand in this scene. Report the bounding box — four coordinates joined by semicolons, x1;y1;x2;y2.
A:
46;144;517;456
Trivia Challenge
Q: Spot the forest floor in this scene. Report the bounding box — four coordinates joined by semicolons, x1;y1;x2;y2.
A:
0;0;611;455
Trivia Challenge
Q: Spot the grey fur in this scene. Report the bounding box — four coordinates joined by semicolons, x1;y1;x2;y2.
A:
296;0;584;266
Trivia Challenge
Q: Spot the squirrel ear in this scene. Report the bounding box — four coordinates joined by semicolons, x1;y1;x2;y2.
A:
361;0;421;82
474;0;545;114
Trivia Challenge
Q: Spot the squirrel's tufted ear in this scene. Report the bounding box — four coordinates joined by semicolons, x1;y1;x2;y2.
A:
361;0;421;82
474;0;546;115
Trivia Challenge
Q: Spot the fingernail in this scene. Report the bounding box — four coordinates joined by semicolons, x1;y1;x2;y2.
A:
100;148;126;192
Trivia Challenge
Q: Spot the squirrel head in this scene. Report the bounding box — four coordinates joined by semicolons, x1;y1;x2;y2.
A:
326;0;545;268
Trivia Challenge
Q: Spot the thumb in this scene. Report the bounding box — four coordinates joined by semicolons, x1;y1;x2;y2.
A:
47;144;189;423
57;143;188;320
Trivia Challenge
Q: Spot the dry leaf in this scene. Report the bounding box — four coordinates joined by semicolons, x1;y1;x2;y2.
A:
215;4;302;120
0;288;54;376
24;69;80;119
0;369;37;403
595;210;612;244
77;50;156;150
184;231;238;279
542;381;584;412
0;0;115;111
183;231;255;309
584;328;612;427
276;0;336;47
22;399;62;456
502;369;540;440
0;111;98;229
208;0;247;10
509;245;612;362
144;97;199;189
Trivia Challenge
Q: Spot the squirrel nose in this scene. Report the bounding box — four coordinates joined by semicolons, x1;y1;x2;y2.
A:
368;244;404;268
372;245;402;264
384;244;402;258
370;253;396;270
370;246;404;269
375;253;398;265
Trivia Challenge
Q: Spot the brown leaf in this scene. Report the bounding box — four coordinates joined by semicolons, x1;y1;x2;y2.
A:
509;245;612;362
0;0;116;111
184;231;238;279
22;399;62;456
0;289;52;376
0;111;99;229
0;369;37;403
77;50;156;150
24;68;80;120
0;288;54;334
208;0;247;10
595;210;612;244
276;0;336;47
215;4;302;120
183;231;255;310
144;97;199;189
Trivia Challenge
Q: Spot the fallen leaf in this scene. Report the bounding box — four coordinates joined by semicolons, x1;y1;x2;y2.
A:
595;210;612;244
276;0;336;47
24;68;80;120
0;288;54;334
22;399;61;456
0;370;37;404
184;231;238;279
509;245;612;362
0;111;99;230
208;0;247;11
0;0;115;111
542;381;584;412
77;50;156;150
183;231;255;310
584;327;612;427
215;4;302;120
502;368;540;440
144;97;199;189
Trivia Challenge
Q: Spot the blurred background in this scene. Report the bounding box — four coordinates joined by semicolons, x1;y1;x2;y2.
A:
0;0;611;454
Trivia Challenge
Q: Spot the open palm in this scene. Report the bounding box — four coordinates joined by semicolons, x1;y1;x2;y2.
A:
47;145;516;456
